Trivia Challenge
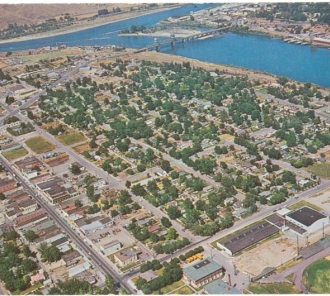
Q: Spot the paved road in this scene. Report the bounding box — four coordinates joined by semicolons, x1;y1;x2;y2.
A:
0;153;135;294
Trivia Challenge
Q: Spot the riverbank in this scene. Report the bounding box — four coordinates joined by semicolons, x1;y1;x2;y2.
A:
132;50;279;87
0;5;183;46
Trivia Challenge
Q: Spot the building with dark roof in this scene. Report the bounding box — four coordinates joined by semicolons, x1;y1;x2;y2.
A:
14;156;42;171
61;250;82;266
285;206;328;235
217;221;280;256
0;178;16;193
183;257;224;288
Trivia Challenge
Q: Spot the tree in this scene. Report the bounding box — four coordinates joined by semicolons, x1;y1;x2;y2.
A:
0;193;5;200
86;184;95;199
167;206;181;220
105;274;118;295
75;199;83;207
131;184;146;196
70;163;81;175
160;216;172;228
21;258;37;273
136;277;147;290
160;160;172;173
110;209;119;218
167;228;178;240
24;230;38;243
2;230;19;241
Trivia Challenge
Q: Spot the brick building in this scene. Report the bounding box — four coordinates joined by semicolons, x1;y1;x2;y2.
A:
183;257;224;288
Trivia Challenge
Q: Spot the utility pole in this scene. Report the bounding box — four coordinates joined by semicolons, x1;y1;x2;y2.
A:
296;235;299;256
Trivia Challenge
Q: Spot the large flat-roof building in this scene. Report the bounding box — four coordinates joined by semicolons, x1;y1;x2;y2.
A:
217;221;280;256
183;257;224;288
285;206;328;235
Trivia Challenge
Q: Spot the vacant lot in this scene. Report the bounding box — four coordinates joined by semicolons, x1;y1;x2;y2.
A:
233;233;297;276
307;163;330;179
2;147;28;161
57;132;86;146
72;143;90;154
25;136;56;154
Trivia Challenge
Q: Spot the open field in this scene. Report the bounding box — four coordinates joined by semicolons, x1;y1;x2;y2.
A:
303;258;330;293
56;131;86;146
307;163;330;179
19;51;68;62
2;147;28;161
155;280;185;295
25;136;56;154
247;282;299;294
170;285;194;294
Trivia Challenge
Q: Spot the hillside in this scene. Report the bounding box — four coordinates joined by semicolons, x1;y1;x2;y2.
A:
0;4;135;30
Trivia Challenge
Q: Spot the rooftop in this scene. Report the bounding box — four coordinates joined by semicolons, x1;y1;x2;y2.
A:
204;278;242;294
183;257;223;282
218;221;279;255
287;206;327;227
114;248;137;262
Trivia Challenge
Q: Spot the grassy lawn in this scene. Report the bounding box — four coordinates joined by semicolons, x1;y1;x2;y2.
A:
131;276;139;284
307;163;330;179
247;282;299;294
303;258;330;293
155;267;164;276
287;200;322;211
57;131;86;145
170;285;194;294
25;136;56;154
12;283;43;295
120;261;141;273
2;147;28;161
153;280;185;294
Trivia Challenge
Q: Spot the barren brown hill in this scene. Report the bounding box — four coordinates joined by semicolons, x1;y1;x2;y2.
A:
0;3;135;30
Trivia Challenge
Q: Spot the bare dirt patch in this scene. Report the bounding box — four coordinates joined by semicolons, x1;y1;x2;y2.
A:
72;143;90;154
233;234;297;276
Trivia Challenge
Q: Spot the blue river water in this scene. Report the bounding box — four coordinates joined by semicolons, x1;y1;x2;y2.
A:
1;4;330;88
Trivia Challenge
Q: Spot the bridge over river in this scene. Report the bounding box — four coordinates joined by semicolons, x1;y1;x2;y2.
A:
134;27;228;52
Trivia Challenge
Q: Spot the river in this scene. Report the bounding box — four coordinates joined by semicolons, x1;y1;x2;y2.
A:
1;4;330;88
